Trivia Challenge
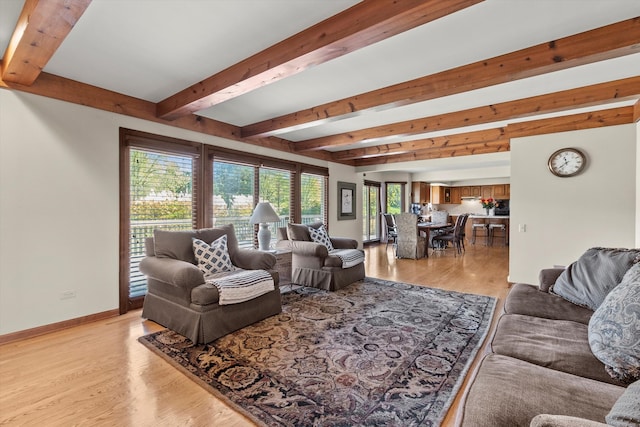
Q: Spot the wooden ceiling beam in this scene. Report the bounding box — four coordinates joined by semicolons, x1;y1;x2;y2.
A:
331;128;506;161
293;76;640;151
1;0;92;85
0;72;340;164
506;106;634;138
242;17;640;138
353;140;510;167
156;0;483;121
351;106;633;165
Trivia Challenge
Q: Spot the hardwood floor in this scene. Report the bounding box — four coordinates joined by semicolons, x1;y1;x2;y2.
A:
0;243;510;426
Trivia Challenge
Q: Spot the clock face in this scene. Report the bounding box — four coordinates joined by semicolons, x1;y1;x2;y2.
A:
548;148;586;177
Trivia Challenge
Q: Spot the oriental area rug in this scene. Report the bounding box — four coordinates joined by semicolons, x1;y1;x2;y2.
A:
139;277;497;426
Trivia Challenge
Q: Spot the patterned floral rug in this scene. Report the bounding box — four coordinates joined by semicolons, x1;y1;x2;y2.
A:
139;277;497;426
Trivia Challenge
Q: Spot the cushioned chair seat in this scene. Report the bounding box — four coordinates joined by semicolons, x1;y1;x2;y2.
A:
460;354;625;427
491;314;625;385
504;283;593;325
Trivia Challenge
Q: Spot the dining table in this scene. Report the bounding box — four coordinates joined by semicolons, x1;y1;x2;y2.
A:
417;222;452;257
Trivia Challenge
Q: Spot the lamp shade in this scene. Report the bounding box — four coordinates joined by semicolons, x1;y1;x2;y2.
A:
249;202;280;224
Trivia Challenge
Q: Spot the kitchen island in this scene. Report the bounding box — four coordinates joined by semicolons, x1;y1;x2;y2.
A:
464;215;509;246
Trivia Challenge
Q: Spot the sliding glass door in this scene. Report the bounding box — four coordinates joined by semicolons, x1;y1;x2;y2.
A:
362;181;380;242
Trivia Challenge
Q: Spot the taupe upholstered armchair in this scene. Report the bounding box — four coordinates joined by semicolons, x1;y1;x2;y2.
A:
139;224;282;344
276;222;365;291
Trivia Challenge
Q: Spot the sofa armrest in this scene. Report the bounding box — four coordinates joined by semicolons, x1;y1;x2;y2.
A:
331;237;358;249
538;268;565;293
139;256;204;289
530;414;610;427
232;248;276;270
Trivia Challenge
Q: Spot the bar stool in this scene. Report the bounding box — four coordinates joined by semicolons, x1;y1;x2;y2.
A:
471;222;489;245
489;223;508;246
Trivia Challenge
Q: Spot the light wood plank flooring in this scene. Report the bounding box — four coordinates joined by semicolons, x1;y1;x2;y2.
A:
0;243;510;426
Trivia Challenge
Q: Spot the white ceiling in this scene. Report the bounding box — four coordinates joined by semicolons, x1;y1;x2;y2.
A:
2;0;639;178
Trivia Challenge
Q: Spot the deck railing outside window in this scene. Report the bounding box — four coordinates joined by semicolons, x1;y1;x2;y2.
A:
129;215;322;298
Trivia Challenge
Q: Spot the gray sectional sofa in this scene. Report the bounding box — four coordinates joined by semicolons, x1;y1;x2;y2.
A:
459;247;640;427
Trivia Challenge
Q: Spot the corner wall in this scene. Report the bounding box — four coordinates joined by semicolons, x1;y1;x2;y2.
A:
509;124;637;284
637;121;640;247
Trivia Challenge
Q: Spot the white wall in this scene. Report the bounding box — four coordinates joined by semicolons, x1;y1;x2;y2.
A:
328;163;362;245
0;90;359;335
637;121;640;247
509;124;637;284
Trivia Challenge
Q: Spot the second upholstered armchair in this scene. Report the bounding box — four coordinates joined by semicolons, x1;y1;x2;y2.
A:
276;222;365;291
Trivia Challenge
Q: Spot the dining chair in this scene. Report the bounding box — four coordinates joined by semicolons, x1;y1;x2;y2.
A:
382;213;398;250
394;212;426;259
430;210;448;224
459;213;470;252
432;214;468;256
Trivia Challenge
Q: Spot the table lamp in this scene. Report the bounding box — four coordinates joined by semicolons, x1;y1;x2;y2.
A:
249;202;280;251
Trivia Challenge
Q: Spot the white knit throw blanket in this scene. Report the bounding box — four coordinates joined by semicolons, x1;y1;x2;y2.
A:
205;269;275;305
329;249;365;268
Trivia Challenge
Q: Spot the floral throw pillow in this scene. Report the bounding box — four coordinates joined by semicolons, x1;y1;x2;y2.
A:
308;224;334;251
192;235;236;275
588;262;640;384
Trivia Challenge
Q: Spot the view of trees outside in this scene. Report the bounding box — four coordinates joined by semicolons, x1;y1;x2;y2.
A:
259;168;290;218
386;183;403;214
362;184;379;241
130;150;193;221
301;173;325;222
129;149;195;297
128;153;328;296
212;161;255;218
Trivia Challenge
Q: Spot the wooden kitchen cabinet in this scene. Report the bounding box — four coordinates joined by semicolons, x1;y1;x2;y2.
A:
431;185;444;204
492;184;506;198
492;184;511;199
456;184;508;201
450;187;461;204
411;182;430;203
481;186;493;199
431;186;460;204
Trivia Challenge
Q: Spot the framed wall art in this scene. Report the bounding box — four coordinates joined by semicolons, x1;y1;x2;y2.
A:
337;181;356;220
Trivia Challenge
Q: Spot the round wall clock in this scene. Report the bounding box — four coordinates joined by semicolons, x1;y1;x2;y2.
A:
547;148;587;177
